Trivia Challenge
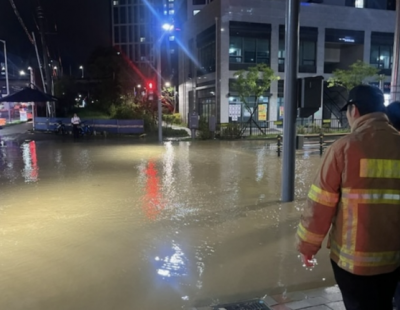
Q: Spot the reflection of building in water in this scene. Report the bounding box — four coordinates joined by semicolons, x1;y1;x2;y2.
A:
22;141;39;182
143;161;164;220
155;241;188;279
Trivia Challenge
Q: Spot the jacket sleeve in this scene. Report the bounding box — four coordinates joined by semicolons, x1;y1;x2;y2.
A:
295;143;342;256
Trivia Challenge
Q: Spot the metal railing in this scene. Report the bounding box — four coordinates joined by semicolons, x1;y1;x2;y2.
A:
220;118;349;138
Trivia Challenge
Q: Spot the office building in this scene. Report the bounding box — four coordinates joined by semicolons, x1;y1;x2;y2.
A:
177;0;396;125
111;0;177;84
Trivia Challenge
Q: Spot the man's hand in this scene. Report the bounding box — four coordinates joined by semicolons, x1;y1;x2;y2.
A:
301;254;316;267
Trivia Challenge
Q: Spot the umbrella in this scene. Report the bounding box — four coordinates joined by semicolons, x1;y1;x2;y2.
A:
0;87;58;102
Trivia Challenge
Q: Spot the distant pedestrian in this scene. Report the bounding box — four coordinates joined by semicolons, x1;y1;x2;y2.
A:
387;101;400;131
71;113;81;139
295;85;400;310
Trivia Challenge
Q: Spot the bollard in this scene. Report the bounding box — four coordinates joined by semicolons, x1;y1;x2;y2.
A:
319;133;324;156
277;135;282;157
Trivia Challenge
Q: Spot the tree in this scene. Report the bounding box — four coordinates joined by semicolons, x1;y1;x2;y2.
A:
232;63;279;136
86;47;141;112
327;60;383;91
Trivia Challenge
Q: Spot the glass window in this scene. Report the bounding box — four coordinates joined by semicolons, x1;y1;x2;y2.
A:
114;27;119;43
229;37;242;63
193;0;206;4
113;8;119;24
370;44;393;69
355;0;364;7
256;39;269;64
128;27;133;42
120;7;126;23
299;41;316;72
120;27;127;43
244;38;256;63
193;10;200;15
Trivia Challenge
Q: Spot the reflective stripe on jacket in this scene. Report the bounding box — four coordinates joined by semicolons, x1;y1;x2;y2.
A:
296;112;400;276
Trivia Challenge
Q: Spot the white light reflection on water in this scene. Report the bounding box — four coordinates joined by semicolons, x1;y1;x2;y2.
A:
155;241;188;279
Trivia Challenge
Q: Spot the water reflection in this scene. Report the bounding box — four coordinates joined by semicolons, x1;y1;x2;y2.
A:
0;139;334;310
142;160;164;220
21;141;39;182
155;241;188;279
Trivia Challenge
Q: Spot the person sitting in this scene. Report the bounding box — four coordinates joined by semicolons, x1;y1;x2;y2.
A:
71;113;81;138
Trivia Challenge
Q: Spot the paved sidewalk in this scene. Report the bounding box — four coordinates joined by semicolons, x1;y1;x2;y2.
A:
266;286;345;310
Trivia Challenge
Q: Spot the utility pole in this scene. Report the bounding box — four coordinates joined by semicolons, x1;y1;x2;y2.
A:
281;0;300;202
391;0;400;101
37;7;52;95
0;40;9;97
37;6;54;119
157;35;163;143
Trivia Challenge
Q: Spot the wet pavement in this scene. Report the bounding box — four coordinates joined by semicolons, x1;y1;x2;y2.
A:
0;125;337;310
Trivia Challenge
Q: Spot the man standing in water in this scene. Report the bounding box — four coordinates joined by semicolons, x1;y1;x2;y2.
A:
295;85;400;310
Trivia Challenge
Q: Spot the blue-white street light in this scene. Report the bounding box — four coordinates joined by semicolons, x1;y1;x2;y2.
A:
157;22;174;143
162;23;174;31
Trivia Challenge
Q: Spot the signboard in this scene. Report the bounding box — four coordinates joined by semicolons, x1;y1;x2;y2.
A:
20;110;28;122
229;104;241;121
258;104;267;121
274;120;283;125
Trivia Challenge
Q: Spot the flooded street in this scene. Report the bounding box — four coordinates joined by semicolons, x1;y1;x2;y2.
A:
0;137;335;309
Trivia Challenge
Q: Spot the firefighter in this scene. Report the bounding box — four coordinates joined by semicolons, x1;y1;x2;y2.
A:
296;85;400;310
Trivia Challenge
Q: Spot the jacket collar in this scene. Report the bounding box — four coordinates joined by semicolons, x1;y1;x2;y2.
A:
351;112;389;133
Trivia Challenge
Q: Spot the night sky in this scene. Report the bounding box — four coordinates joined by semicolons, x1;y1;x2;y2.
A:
0;0;111;73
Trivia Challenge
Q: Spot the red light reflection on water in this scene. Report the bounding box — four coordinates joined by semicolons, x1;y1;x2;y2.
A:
143;161;164;220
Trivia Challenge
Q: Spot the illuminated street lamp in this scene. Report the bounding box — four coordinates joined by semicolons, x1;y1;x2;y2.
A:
20;70;26;76
157;23;174;143
165;82;171;88
79;65;84;78
162;23;174;31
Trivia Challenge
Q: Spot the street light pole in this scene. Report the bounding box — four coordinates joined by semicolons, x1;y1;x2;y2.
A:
79;66;84;79
157;37;163;143
0;39;10;96
281;0;300;202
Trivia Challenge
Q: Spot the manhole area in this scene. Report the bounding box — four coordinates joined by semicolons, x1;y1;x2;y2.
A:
212;299;271;310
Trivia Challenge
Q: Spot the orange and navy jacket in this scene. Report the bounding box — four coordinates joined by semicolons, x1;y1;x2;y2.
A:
296;112;400;276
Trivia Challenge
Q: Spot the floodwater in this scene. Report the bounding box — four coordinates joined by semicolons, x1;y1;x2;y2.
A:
0;136;335;310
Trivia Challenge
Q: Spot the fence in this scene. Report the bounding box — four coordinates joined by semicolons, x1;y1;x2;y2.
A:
220;118;349;138
277;133;345;157
34;117;144;134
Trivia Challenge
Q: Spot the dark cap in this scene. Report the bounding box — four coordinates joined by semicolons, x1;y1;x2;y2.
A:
340;85;385;112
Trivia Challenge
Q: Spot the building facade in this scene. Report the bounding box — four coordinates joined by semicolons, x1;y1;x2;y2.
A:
111;0;178;84
178;0;396;125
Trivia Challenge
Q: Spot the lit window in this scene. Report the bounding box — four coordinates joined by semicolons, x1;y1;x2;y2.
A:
193;10;200;15
169;9;174;15
140;37;146;42
169;36;175;41
164;10;167;15
113;0;119;5
355;0;364;8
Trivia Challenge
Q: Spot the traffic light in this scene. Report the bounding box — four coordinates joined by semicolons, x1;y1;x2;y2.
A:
147;81;154;100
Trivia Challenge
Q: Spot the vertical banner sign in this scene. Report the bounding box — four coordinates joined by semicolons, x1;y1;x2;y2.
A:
258;104;267;121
